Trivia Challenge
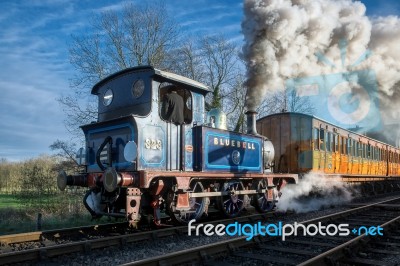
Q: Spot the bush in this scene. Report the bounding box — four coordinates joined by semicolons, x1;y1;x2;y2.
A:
0;155;103;234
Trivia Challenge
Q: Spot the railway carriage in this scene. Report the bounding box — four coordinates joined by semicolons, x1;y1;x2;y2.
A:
257;112;400;191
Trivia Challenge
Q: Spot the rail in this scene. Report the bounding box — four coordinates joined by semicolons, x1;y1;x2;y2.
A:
121;195;400;265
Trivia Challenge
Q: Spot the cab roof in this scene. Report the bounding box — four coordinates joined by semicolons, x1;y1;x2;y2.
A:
91;65;211;95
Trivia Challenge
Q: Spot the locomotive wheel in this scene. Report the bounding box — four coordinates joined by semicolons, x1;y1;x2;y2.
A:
254;180;275;213
168;181;207;224
219;181;245;218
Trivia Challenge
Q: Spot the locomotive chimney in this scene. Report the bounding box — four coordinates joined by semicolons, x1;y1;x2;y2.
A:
246;111;258;135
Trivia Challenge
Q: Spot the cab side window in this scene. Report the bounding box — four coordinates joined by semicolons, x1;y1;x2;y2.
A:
159;83;192;124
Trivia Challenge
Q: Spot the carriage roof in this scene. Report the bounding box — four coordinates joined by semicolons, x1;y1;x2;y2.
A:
259;112;398;149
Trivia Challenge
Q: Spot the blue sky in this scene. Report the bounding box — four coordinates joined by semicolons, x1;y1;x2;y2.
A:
0;0;399;161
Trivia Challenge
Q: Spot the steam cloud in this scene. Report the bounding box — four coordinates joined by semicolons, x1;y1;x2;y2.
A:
241;0;400;144
276;172;355;213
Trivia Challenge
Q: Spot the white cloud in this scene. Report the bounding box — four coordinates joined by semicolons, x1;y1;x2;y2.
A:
0;2;75;161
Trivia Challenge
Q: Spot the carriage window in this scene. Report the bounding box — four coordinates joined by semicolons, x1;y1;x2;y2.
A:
367;145;371;159
360;144;364;158
334;134;339;153
355;142;359;157
364;144;367;158
327;132;332;152
159;83;192;124
313;128;319;150
347;139;352;156
360;143;365;158
362;143;365;157
320;129;325;150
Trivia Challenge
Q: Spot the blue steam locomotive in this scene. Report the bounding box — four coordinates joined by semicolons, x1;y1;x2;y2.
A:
57;66;297;226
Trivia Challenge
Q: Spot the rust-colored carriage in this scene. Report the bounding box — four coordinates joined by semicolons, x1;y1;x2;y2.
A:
257;112;400;184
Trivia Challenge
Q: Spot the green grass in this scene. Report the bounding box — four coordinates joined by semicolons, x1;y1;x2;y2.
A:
0;193;113;235
0;194;23;209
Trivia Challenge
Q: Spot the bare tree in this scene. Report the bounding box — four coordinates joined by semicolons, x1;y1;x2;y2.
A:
257;89;315;118
60;1;180;135
49;140;77;164
61;1;248;138
166;38;206;82
286;89;315;114
224;71;247;132
200;36;239;110
167;35;245;127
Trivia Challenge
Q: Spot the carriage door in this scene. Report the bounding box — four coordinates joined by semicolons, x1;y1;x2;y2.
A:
319;129;326;171
334;133;340;173
312;128;320;171
347;139;353;174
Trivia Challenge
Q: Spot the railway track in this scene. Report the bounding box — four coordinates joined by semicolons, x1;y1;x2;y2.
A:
0;211;274;265
121;195;400;266
1;193;399;265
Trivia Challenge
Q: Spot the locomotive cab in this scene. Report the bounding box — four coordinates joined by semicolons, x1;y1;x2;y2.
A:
77;66;211;174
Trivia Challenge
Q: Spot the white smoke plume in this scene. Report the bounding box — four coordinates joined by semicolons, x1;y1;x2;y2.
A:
241;0;400;144
276;172;355;213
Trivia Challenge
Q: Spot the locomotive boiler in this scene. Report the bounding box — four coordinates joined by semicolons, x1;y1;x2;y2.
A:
57;66;297;226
